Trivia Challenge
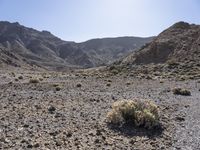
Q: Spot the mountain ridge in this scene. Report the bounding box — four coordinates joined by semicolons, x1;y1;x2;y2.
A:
110;21;200;79
0;21;153;70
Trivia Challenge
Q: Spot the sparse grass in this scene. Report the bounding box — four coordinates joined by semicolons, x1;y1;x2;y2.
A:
109;65;123;75
29;78;39;84
106;99;160;129
53;83;60;87
167;60;179;66
172;87;191;96
53;84;62;91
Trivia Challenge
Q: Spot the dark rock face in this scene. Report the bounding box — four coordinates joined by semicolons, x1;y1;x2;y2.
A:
121;21;200;66
0;21;153;70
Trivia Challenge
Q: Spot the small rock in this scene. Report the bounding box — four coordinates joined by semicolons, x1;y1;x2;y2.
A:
129;139;135;144
94;138;100;143
106;83;111;87
64;131;72;137
23;124;29;128
27;144;33;148
48;106;56;113
96;129;102;136
176;116;185;122
76;83;82;87
49;131;59;136
34;143;40;148
55;141;62;146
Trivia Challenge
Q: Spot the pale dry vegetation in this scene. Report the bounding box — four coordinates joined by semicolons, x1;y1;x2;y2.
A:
106;99;160;129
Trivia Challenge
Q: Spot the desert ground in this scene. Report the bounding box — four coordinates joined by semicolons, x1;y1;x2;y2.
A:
0;70;200;150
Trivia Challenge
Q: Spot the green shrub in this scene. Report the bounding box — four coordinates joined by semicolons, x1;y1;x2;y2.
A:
106;99;160;129
172;87;191;96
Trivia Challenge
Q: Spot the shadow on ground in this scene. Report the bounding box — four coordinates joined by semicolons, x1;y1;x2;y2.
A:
107;122;164;138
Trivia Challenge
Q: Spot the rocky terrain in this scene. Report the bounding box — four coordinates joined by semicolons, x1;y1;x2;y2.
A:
110;22;200;80
0;70;200;149
0;21;200;149
0;21;153;69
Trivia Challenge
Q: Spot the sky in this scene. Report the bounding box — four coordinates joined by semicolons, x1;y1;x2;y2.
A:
0;0;199;42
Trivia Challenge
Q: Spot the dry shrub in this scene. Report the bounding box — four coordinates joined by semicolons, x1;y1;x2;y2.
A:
106;99;160;129
29;78;39;83
172;87;191;96
55;86;62;91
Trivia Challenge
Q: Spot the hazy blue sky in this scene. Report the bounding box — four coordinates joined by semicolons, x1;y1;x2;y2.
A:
0;0;199;42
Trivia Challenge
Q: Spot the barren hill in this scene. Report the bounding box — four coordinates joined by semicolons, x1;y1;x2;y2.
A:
0;21;153;70
114;22;200;79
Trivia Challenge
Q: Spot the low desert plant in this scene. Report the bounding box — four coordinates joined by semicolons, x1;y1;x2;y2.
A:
55;86;62;91
172;87;191;96
106;99;160;129
167;60;179;66
29;78;39;84
53;83;60;87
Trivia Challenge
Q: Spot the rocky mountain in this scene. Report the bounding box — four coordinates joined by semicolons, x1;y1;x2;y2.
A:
120;21;200;65
113;21;200;79
0;21;153;70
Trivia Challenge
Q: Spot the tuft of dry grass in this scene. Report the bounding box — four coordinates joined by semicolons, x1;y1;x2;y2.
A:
172;87;191;96
55;86;62;91
106;99;160;129
29;78;39;84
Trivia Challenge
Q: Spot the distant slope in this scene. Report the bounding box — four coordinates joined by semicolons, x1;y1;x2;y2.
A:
0;21;153;70
120;21;200;65
79;37;153;66
114;21;200;79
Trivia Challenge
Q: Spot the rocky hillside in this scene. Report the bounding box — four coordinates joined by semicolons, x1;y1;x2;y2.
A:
78;37;153;66
114;22;200;79
0;21;153;70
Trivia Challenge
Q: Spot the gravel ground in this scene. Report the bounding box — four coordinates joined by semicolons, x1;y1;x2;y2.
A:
0;71;199;149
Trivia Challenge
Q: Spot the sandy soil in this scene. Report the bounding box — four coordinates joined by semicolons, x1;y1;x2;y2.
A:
0;71;199;149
